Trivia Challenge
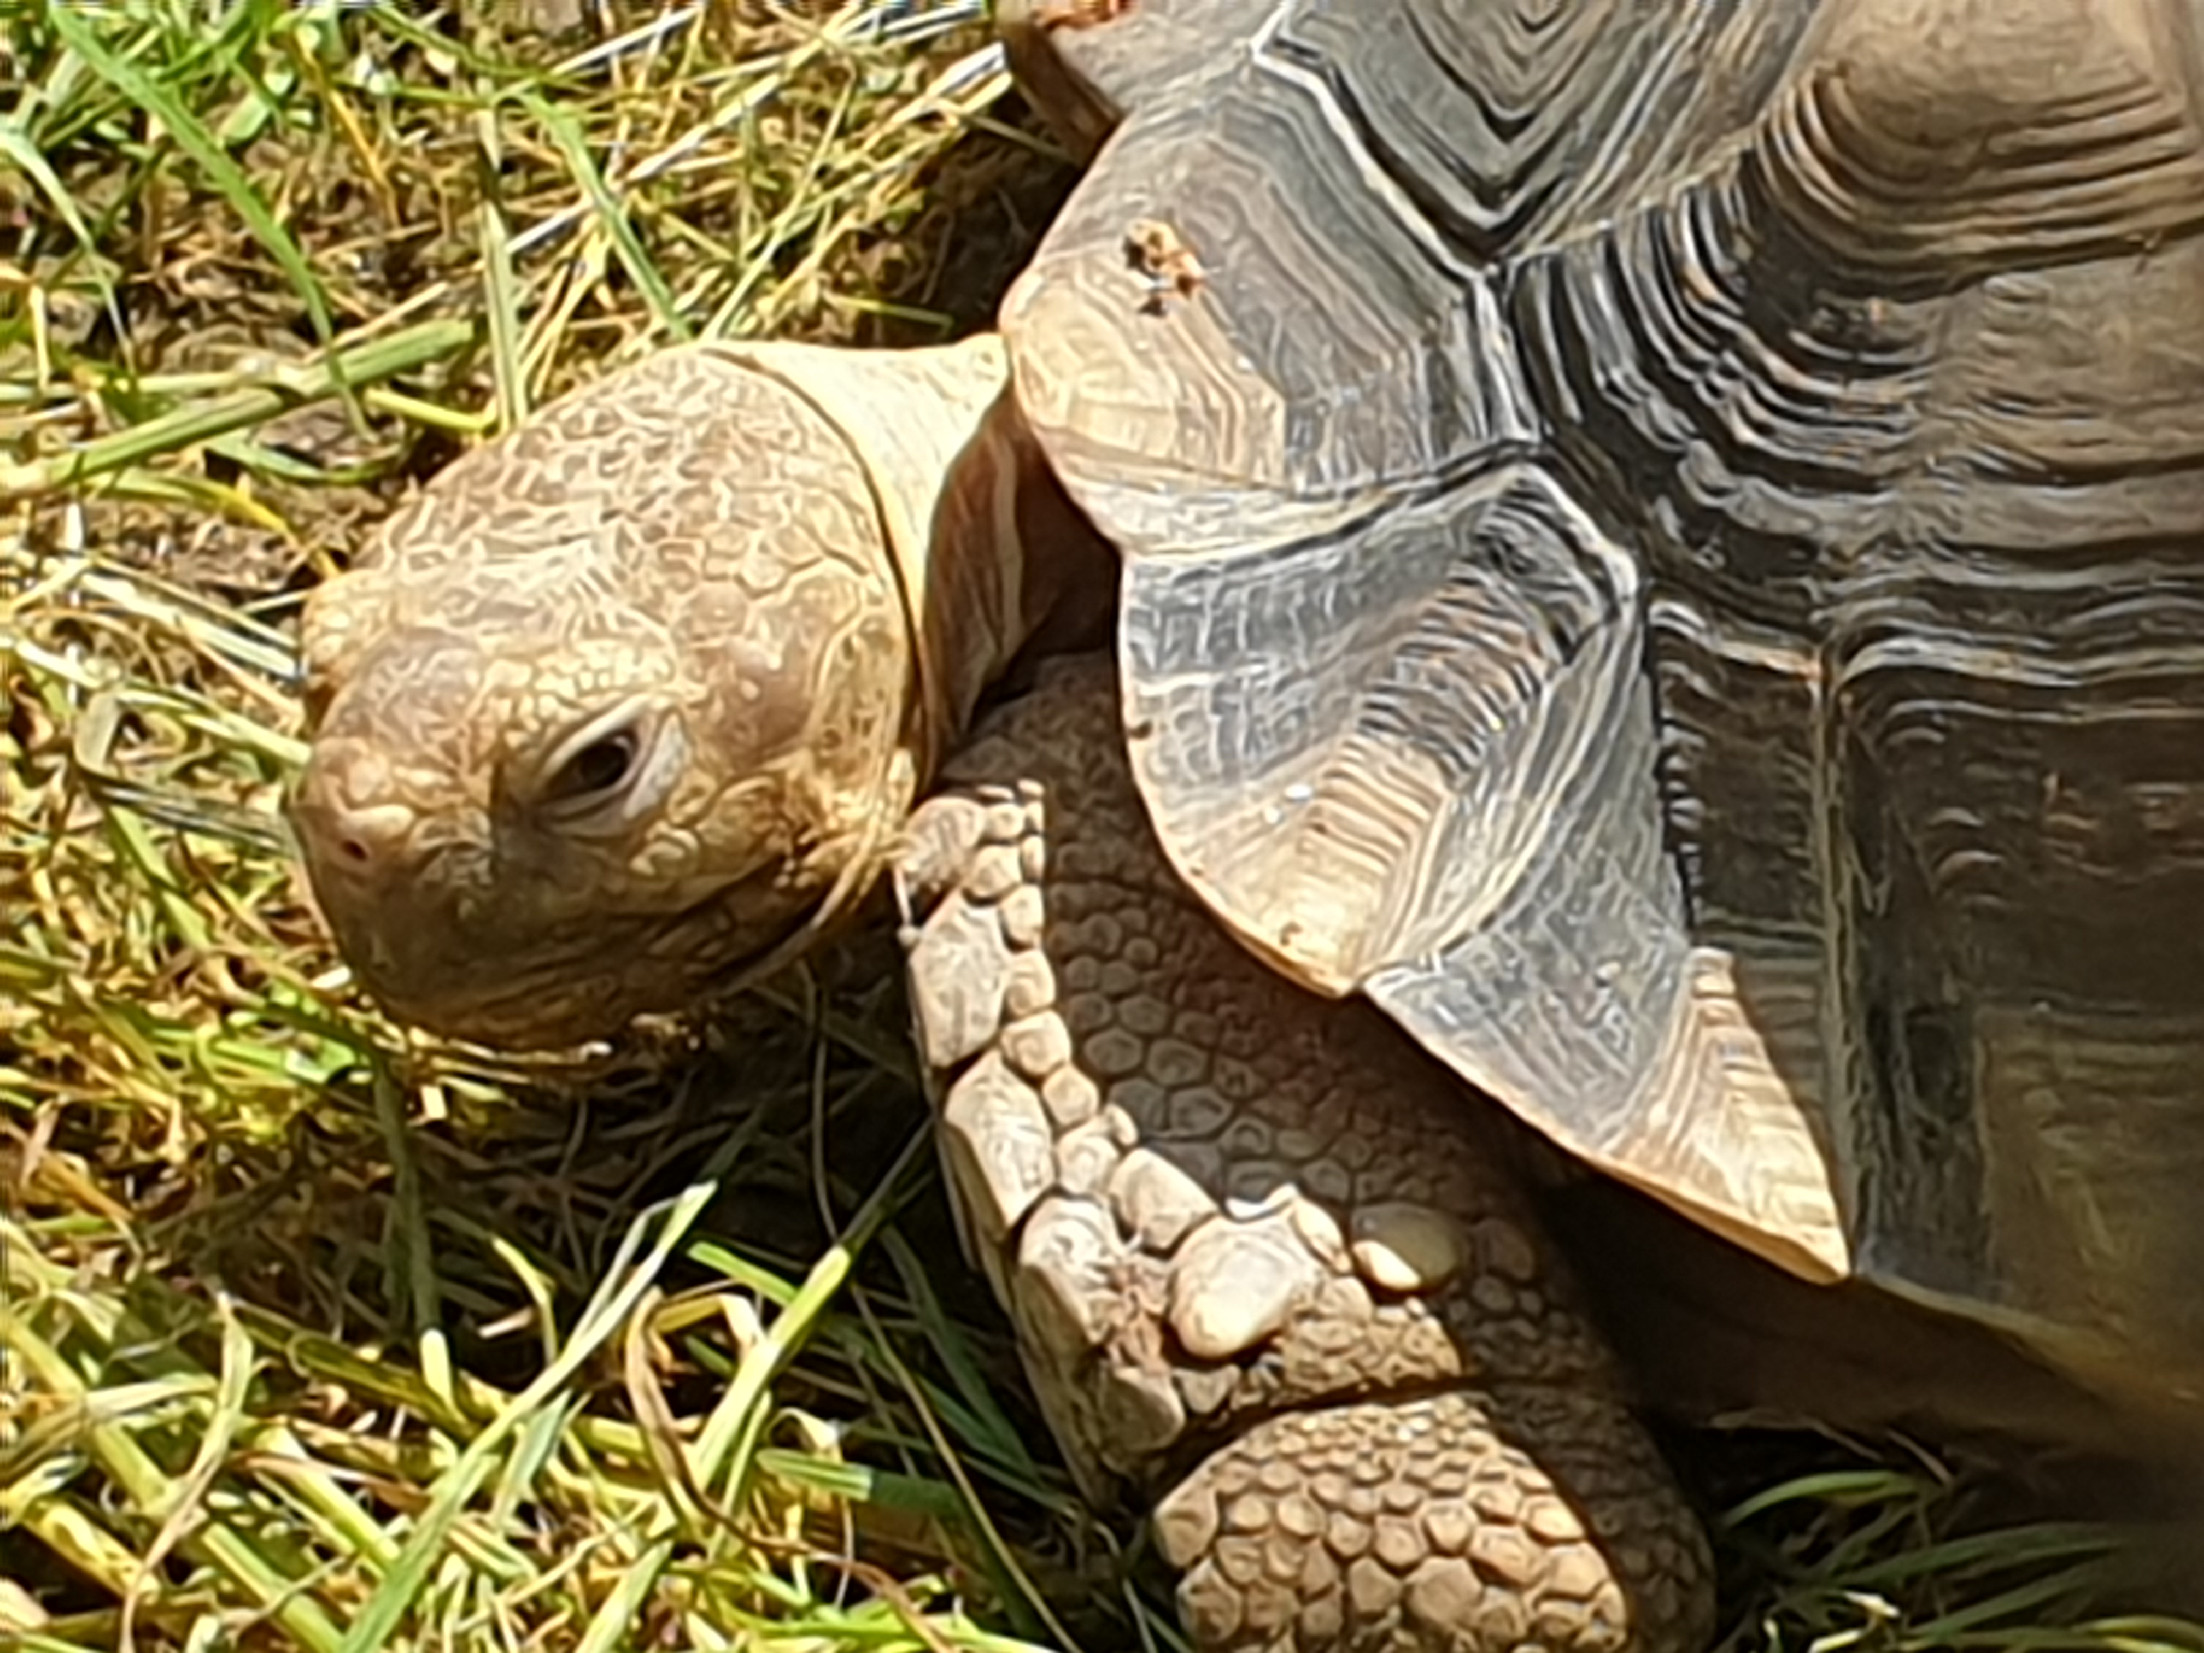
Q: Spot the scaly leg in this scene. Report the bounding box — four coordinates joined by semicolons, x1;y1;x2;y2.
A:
896;655;1713;1653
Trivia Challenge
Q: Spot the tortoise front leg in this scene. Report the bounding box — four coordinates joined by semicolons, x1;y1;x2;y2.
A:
895;655;1714;1653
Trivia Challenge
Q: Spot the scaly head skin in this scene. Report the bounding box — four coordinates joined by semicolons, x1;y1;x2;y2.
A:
292;338;1028;1048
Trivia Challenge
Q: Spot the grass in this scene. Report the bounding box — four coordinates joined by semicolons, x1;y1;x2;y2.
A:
1;3;2201;1650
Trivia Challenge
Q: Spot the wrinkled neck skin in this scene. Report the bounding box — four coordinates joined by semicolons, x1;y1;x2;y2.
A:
757;334;1116;794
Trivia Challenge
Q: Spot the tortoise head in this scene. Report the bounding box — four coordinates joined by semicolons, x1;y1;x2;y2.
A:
292;345;927;1049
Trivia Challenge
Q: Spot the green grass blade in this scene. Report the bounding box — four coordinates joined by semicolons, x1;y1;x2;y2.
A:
516;88;690;343
42;4;344;371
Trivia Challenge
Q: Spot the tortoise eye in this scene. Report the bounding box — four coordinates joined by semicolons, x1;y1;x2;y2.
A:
530;706;675;830
544;729;638;805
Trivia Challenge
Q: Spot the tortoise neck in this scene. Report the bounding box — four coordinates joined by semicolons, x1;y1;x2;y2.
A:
751;334;1113;784
912;363;1118;762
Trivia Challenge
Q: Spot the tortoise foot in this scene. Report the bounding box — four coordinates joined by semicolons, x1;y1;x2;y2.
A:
1158;1393;1710;1653
896;653;1713;1651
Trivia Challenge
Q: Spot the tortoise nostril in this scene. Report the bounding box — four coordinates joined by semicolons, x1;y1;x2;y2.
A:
310;801;419;871
298;744;421;875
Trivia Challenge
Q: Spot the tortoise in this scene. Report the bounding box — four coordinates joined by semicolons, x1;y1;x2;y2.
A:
288;0;2204;1647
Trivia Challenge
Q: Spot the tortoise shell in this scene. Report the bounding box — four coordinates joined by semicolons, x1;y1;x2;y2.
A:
997;0;2204;1408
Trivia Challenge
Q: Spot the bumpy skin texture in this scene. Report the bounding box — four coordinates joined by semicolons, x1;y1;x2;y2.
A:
897;655;1713;1653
